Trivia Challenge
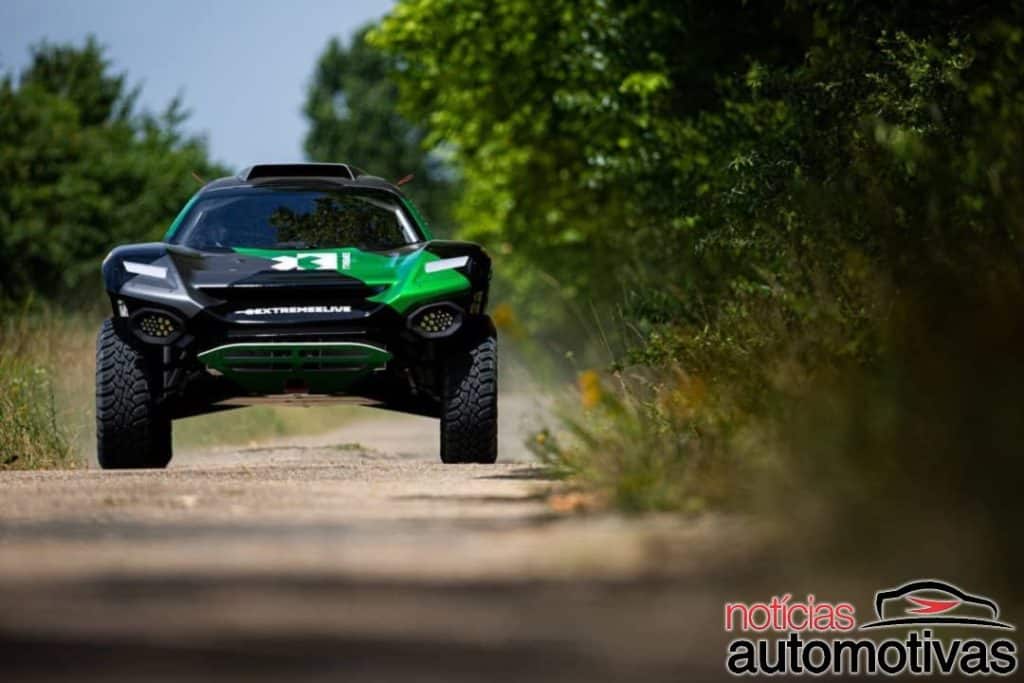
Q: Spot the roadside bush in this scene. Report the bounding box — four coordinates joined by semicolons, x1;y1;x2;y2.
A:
374;0;1024;590
759;280;1024;585
0;355;76;470
531;367;738;513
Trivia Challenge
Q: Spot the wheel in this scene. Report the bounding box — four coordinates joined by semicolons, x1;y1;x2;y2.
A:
440;332;498;463
95;319;172;469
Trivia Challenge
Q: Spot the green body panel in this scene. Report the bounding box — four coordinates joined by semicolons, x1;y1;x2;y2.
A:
198;342;392;395
231;246;470;314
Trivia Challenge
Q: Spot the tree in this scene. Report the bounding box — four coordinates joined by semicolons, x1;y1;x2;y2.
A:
0;38;227;301
372;0;1024;363
303;24;455;235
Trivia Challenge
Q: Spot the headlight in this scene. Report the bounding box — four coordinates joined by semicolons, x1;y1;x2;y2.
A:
407;303;463;338
130;309;183;344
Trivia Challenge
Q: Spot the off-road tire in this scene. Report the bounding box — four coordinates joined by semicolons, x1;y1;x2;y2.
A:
96;319;172;469
440;334;498;464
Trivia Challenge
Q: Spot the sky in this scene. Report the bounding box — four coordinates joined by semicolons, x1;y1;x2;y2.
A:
0;0;394;169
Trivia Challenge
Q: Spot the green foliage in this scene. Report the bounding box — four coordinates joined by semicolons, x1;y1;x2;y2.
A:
376;0;1024;546
374;1;1024;353
304;25;456;233
0;38;227;301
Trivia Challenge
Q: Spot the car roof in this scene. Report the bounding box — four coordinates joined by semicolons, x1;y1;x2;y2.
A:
198;163;404;196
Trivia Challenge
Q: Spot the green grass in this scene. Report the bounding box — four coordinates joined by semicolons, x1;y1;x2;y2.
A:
0;354;78;469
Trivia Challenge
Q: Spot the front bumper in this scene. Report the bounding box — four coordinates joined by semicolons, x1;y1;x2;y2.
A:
108;288;486;420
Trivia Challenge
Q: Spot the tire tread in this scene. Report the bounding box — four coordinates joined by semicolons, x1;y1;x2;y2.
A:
441;335;498;464
95;319;171;468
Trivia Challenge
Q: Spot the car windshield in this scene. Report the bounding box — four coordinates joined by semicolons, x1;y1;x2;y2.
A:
169;188;422;251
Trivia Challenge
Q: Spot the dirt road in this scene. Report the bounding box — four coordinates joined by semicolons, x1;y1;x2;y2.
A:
0;398;760;682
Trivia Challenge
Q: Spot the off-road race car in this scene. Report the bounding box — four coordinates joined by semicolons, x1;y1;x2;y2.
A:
96;163;497;468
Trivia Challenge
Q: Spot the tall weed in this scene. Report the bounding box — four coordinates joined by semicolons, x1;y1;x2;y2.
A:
0;325;79;469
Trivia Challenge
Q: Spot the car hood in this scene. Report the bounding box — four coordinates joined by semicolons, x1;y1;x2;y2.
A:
106;243;473;316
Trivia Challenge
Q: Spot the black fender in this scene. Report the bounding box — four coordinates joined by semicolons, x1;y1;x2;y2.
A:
102;243;216;320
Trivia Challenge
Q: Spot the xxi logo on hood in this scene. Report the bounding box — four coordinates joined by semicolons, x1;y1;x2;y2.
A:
271;252;351;271
860;579;1015;631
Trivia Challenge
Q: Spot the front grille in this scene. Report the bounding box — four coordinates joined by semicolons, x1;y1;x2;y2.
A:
223;346;375;373
197;341;393;394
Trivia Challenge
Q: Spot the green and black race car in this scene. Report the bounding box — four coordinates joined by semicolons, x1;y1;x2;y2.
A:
96;163;497;468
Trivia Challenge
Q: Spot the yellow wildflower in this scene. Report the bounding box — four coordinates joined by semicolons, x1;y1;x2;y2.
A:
578;369;602;409
491;302;516;330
